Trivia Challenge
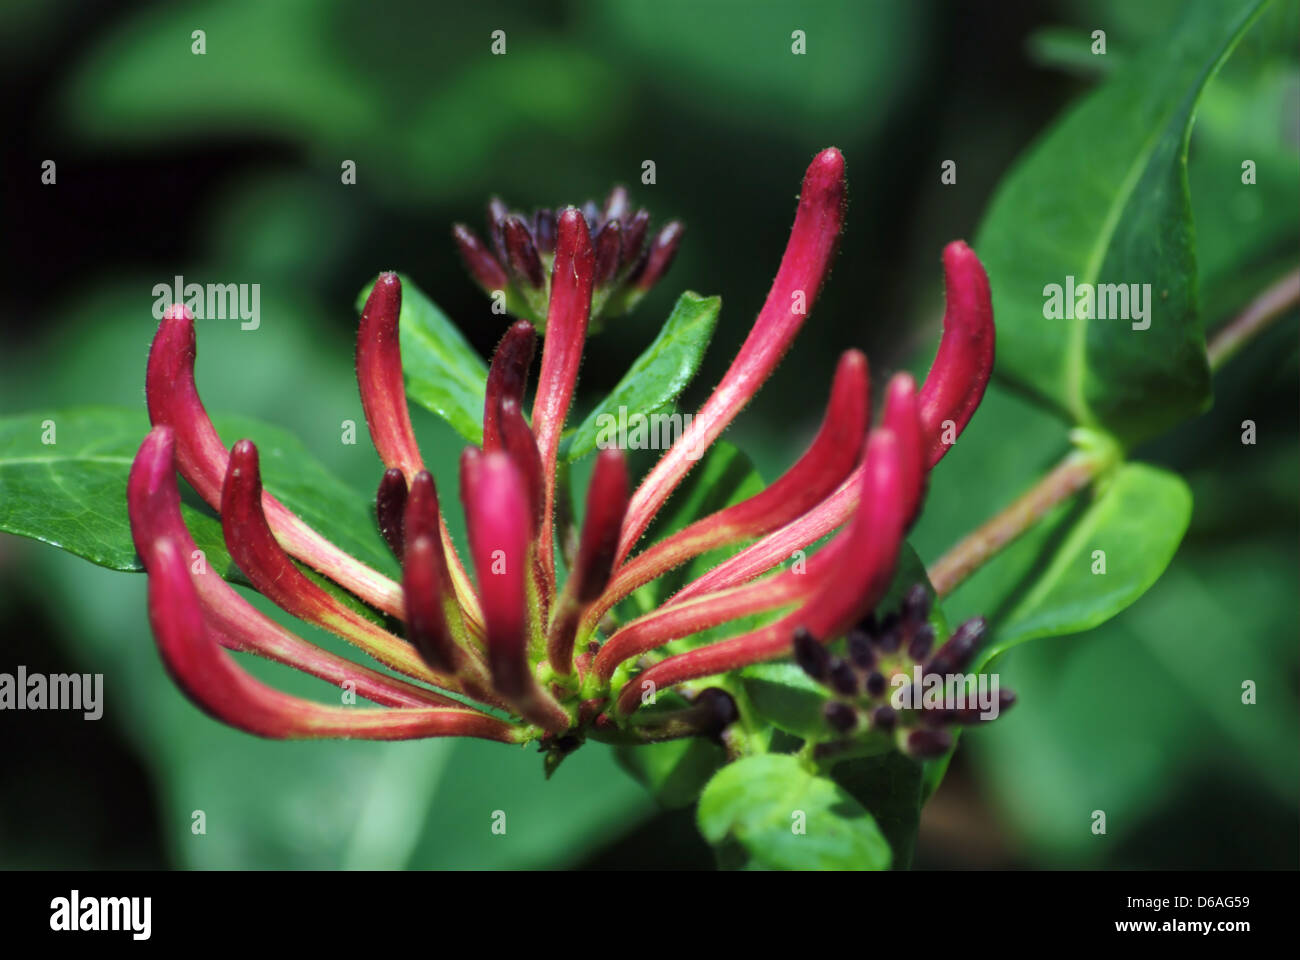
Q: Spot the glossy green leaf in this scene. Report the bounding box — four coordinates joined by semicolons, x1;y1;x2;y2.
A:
977;0;1269;445
357;274;487;446
696;754;891;870
563;292;720;462
978;462;1193;665
829;751;925;870
0;406;398;582
614;737;726;810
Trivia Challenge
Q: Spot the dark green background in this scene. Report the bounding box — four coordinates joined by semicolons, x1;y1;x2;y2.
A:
0;0;1295;868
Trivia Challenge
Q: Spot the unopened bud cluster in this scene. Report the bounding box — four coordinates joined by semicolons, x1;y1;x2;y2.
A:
794;584;1015;759
454;186;683;333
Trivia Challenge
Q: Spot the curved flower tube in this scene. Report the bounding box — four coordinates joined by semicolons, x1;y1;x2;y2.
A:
615;148;848;563
128;426;454;710
128;146;996;755
616;428;910;714
577;349;869;638
918;241;995;466
146;306;407;618
531;209;595;595
144;536;520;743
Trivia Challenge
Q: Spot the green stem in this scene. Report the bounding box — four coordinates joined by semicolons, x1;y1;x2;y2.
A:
1206;267;1299;371
929;268;1298;598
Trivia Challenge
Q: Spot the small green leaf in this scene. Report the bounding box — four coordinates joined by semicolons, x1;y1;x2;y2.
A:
977;0;1270;445
564;291;720;462
696;754;891;870
829;752;924;870
358;274;488;445
614;738;726;810
978;462;1193;666
0;407;398;584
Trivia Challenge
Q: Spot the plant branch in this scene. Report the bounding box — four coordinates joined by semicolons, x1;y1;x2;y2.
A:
928;451;1099;597
1206;267;1299;371
928;266;1299;598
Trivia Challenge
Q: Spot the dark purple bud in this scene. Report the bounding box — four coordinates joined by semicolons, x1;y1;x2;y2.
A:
871;705;897;732
907;622;935;662
581;200;600;230
828;657;858;697
453;224;509;292
951;688;1017;724
865;671;887;698
926;617;986;675
792;626;828;681
504;216;545;289
604;185;630;224
635;221;684;291
375;468;408;560
847;628;875;670
906;728;953;758
533;208;557;256
622;209;650;261
859;612;879;635
824;701;858;734
694;687;739;735
903;583;931;624
593;219;623;289
487;197;510;264
880;629;902;654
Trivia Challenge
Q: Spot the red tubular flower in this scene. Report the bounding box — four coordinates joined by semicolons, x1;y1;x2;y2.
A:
616;428;909;714
592;544;842;683
219;438;473;697
918;241;995;466
402;471;483;687
146;305;406;618
356;273;425;479
880;372;925;526
497;398;544;535
144;536;520;742
130;146;997;758
355;274;483;629
547;447;629;676
375;467;408;560
128;426;454;709
461;449;570;733
616;148;848;563
482;320;537;452
579;349;869;635
531;209;595;593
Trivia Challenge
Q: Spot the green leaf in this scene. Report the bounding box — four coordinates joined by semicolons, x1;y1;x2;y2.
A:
614;737;726;810
976;0;1270;445
977;462;1193;666
696;754;891;870
828;751;924;870
358;274;488;446
0;408;233;576
0;407;397;583
563;292;720;462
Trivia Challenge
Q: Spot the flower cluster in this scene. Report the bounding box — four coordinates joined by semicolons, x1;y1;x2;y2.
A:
128;147;995;755
794;586;1016;759
453;187;683;333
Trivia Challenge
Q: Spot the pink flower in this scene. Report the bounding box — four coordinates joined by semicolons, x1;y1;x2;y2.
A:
130;148;995;749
